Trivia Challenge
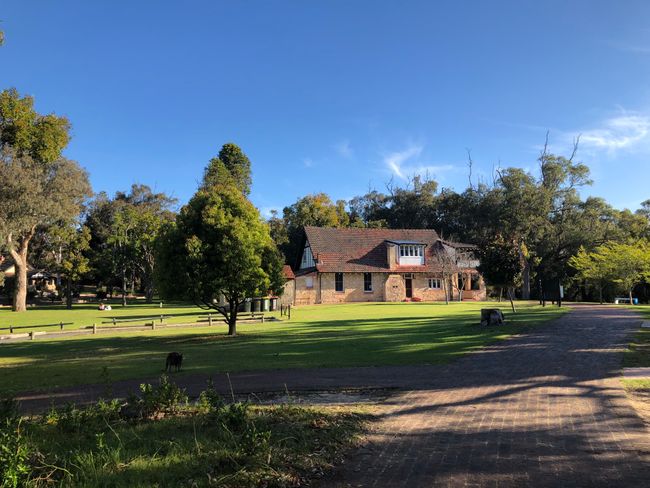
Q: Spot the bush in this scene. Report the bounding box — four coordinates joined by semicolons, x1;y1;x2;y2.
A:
0;398;29;488
122;375;188;420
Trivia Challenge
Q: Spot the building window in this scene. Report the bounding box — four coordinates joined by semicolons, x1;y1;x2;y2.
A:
335;273;344;292
305;276;314;289
471;274;481;291
300;245;315;269
398;244;425;265
364;273;372;292
428;278;442;289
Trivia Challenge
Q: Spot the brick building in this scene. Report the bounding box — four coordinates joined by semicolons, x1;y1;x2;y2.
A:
292;226;486;305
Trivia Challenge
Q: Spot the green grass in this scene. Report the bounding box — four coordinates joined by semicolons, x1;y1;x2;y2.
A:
0;301;568;394
0;300;219;333
3;391;371;487
624;305;650;368
622;378;650;391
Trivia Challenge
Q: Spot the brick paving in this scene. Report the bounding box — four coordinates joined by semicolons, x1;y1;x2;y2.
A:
323;305;650;487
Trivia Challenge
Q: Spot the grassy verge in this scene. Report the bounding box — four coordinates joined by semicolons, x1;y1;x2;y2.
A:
0;301;240;333
1;379;371;487
0;302;568;393
622;306;649;393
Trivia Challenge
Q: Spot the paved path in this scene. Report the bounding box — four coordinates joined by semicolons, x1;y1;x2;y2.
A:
322;305;650;487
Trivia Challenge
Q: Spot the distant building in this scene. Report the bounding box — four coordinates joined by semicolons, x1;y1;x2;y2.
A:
292;226;485;305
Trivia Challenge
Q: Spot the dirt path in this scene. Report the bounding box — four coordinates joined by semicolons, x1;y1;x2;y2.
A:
322;305;650;487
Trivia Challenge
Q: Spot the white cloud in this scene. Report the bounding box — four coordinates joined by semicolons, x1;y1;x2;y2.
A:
259;206;280;219
334;140;353;159
384;144;423;179
578;114;650;151
303;158;314;168
383;144;457;181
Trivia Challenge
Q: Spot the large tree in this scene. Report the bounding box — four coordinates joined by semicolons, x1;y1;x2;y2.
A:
35;224;91;308
570;241;650;305
477;234;524;312
0;145;91;311
0;89;89;311
157;150;284;336
85;185;176;304
202;143;252;195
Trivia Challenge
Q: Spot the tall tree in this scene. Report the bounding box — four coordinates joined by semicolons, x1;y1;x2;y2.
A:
85;185;176;304
281;193;349;266
202;143;252;195
0;89;88;311
157;161;283;335
477;234;524;312
0;144;91;311
36;225;91;308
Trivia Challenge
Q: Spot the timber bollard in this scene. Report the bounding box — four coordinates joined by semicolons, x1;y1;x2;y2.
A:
261;315;265;323
288;304;291;320
112;317;116;326
9;325;13;334
208;314;213;326
151;322;155;330
93;323;97;334
160;314;164;323
60;321;64;331
29;331;34;340
159;302;163;308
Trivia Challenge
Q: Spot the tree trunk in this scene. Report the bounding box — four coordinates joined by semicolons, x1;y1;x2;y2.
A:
599;283;603;305
498;287;503;302
122;269;127;307
443;277;449;305
629;288;634;306
508;287;517;313
9;234;31;312
227;300;238;336
145;280;154;303
521;258;531;300
12;254;28;312
66;276;73;309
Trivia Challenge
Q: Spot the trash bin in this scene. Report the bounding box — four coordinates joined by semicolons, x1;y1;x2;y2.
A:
238;299;252;312
269;297;278;311
252;298;261;312
262;298;270;312
634;298;639;305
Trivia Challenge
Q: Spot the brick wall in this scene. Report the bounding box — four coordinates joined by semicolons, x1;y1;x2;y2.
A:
320;273;386;303
279;280;295;306
295;273;318;305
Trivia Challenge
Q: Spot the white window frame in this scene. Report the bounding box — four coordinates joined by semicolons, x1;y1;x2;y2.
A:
399;245;425;265
305;276;314;289
428;278;442;289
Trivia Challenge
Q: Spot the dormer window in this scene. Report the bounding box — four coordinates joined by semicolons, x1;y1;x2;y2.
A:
398;244;425;265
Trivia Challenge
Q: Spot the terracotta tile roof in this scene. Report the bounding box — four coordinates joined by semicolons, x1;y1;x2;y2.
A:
282;265;295;280
303;226;449;273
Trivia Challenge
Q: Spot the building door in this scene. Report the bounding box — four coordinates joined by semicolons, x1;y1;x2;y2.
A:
405;276;413;298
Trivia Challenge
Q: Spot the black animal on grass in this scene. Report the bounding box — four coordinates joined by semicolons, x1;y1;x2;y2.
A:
165;352;183;372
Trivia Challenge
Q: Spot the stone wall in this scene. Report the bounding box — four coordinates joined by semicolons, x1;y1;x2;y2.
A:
320;272;386;303
279;279;295;306
295;273;318;305
384;274;405;302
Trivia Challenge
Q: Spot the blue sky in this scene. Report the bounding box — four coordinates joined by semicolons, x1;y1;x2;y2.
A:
2;1;650;215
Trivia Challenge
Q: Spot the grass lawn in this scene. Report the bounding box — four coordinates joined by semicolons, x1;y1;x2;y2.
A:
624;305;650;368
0;301;567;394
0;300;218;333
622;306;650;393
2;387;371;487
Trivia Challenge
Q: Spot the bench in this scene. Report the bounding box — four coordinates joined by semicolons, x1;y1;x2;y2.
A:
614;297;638;305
